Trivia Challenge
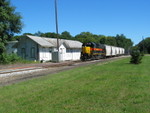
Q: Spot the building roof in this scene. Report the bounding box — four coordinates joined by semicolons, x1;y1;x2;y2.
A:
27;35;54;47
27;35;82;48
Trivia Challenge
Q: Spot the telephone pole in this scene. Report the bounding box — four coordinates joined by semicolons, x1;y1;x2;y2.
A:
55;0;59;51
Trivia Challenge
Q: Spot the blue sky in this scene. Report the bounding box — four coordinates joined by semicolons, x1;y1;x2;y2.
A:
11;0;150;45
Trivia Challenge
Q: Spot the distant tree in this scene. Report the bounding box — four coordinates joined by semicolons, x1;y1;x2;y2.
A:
115;34;126;47
34;31;43;36
0;0;22;54
115;34;133;49
23;33;33;36
11;35;21;41
99;36;116;46
107;36;117;46
60;31;72;39
99;35;107;44
137;37;150;54
75;32;97;43
41;32;59;38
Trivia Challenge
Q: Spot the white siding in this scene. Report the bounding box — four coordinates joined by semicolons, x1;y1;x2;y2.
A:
65;48;81;61
59;44;66;61
39;47;52;61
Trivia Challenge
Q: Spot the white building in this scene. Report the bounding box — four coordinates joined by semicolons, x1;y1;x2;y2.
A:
16;35;82;62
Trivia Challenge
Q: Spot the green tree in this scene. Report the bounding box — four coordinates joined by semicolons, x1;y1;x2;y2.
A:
130;47;143;64
115;34;126;47
34;31;43;36
138;37;150;54
41;32;59;38
99;35;106;44
115;34;133;49
99;36;117;46
0;0;22;54
75;32;97;43
60;31;73;39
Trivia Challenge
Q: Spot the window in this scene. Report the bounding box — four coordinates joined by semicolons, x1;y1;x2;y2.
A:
21;48;26;58
66;49;70;53
31;47;35;58
49;48;52;53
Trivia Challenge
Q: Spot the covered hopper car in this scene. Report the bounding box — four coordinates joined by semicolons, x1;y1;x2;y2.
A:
80;42;125;61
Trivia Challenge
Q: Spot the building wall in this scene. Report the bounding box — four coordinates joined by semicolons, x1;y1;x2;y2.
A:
6;41;18;54
59;44;66;61
17;37;39;61
65;48;81;61
17;37;82;62
39;46;53;61
57;45;81;61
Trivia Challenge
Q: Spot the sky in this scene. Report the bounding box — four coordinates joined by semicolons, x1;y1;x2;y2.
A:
11;0;150;45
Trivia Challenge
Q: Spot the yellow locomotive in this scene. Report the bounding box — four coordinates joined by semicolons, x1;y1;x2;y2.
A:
81;42;105;61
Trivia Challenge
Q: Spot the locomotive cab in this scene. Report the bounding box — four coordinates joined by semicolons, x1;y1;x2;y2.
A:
80;43;93;61
81;42;105;61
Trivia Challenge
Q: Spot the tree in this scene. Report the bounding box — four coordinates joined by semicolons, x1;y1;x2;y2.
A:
130;47;143;64
115;34;133;49
75;32;97;43
138;37;150;54
34;31;43;36
115;34;126;47
99;35;107;44
0;0;22;54
40;32;59;38
60;31;72;39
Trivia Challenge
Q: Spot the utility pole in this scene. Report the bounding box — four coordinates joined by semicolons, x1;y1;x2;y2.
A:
142;36;145;53
54;0;60;62
55;0;59;51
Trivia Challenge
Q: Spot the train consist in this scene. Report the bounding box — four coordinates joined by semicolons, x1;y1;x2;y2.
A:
81;42;125;61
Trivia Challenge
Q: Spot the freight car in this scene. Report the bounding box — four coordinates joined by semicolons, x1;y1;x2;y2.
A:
80;42;125;61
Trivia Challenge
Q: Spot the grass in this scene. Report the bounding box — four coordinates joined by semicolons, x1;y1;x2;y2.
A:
0;56;150;113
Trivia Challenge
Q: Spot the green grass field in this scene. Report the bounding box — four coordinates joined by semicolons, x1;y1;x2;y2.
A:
0;56;150;113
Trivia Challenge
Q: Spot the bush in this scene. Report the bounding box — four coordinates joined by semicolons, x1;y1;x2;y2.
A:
130;48;143;64
0;43;6;54
0;53;22;64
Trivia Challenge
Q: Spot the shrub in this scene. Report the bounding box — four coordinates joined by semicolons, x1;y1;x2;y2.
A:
0;53;22;64
130;48;143;64
0;53;9;64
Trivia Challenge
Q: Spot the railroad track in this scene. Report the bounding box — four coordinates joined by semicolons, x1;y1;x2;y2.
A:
0;56;129;78
0;61;78;77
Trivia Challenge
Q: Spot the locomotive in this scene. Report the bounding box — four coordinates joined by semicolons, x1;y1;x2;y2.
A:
80;42;125;61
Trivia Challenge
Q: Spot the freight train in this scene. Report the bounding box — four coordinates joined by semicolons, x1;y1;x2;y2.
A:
80;42;125;61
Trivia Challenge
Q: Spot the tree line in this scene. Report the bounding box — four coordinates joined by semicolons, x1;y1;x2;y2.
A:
13;31;133;50
137;37;150;54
